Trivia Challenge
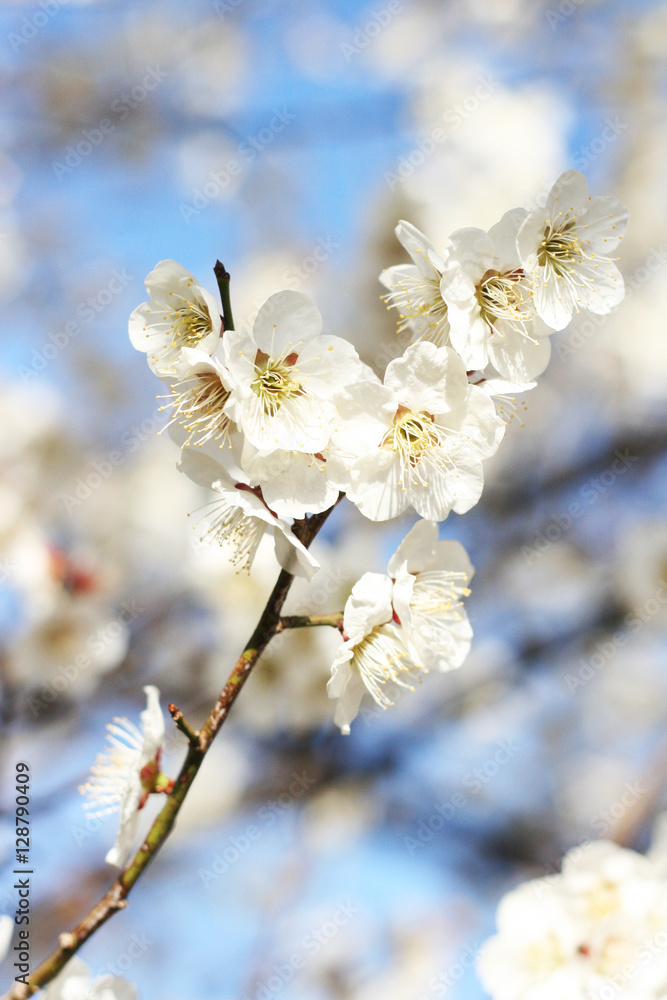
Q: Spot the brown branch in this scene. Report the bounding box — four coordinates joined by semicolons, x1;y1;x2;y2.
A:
6;503;338;999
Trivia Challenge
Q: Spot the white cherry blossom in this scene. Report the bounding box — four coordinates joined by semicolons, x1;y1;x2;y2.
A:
129;259;222;377
240;442;340;520
178;443;320;579
380;220;452;346
80;685;166;868
223;289;362;453
328;341;504;522
327;572;423;734
43;957;137;1000
388;519;474;672
159;343;236;450
440;210;553;381
477;839;667;1000
517;169;629;330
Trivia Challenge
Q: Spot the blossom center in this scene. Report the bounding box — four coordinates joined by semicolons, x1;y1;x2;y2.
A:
383;408;439;460
380;407;441;488
163;371;233;448
537;219;584;276
201;498;266;572
383;272;450;346
251;352;303;416
478;270;531;326
169;301;213;349
353;626;425;709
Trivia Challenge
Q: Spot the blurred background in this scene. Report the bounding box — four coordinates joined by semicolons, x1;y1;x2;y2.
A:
1;0;666;997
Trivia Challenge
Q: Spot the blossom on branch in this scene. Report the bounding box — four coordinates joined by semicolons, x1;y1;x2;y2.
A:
439;210;554;381
223;289;362;453
328;519;474;732
380;220;451;347
328;341;504;521
327;572;422;734
517;169;629;330
80;685;167;868
129;259;222;377
388;519;474;673
178;443;320;578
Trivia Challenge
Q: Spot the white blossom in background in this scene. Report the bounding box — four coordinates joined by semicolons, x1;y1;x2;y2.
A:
177;442;320;579
5;542;129;699
388;519;474;672
517;169;629;330
129;259;222;377
440;210;554;382
223;289;362;453
477;838;667;1000
380;220;451;346
80;685;166;868
328;341;504;521
43;957;137;1000
327;572;421;734
0;915;11;963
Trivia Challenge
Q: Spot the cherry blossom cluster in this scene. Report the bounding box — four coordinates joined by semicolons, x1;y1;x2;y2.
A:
381;169;628;390
122;167;627;742
477;835;667;1000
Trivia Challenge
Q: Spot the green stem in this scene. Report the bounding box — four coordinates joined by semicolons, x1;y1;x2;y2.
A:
214;260;235;332
279;612;344;632
167;703;200;748
8;504;338;999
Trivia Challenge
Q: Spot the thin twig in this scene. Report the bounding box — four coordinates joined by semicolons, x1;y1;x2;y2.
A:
278;613;344;632
167;703;201;748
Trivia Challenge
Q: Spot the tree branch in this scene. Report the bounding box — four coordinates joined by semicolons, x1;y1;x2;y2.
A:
278;612;344;632
6;504;337;999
